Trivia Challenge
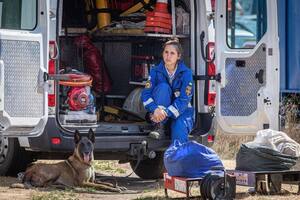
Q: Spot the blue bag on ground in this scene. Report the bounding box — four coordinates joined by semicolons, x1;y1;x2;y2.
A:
164;140;223;178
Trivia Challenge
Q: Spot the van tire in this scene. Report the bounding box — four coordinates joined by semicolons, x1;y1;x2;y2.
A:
0;138;34;176
130;152;165;179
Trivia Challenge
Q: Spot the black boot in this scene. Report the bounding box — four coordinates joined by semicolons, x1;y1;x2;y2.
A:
149;123;165;140
145;112;152;123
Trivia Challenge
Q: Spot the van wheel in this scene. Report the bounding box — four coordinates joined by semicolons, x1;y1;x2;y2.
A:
130;152;165;179
0;137;34;176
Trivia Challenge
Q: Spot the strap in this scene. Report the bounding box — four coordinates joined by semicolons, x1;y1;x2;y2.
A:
139;0;154;11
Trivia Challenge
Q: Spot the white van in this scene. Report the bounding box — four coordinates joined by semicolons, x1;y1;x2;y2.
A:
0;0;285;179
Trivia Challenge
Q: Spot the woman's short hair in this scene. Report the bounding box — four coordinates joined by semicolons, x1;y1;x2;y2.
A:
162;37;183;56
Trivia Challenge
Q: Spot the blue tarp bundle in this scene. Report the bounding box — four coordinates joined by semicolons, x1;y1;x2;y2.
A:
164;140;223;178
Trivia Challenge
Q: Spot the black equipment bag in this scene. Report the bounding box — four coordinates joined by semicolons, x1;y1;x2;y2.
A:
236;143;299;171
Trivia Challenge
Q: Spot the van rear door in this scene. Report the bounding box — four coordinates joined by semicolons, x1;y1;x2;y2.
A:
215;0;279;134
0;0;49;137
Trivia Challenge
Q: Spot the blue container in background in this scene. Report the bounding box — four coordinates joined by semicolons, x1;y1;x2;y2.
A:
279;0;300;93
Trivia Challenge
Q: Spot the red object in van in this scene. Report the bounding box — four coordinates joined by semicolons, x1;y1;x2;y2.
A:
68;87;90;111
110;0;134;11
74;35;112;94
144;0;172;34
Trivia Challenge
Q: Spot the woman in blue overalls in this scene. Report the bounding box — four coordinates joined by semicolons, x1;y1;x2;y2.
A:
141;38;194;143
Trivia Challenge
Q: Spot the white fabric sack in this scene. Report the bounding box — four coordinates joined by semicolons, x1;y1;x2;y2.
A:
249;129;300;157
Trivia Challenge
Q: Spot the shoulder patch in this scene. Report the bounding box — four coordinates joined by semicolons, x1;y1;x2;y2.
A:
145;80;152;88
185;85;192;96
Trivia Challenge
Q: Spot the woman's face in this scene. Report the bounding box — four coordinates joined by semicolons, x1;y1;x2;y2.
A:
163;44;180;68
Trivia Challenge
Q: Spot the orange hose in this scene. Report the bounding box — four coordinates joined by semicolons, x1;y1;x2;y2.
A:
59;74;93;87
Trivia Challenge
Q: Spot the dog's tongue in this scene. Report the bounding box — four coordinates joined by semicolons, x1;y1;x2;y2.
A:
84;153;90;163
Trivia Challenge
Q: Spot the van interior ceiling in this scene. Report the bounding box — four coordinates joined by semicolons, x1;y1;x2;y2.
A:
57;0;191;131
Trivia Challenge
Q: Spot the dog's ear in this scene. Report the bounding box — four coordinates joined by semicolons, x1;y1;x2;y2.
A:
74;130;81;144
88;128;95;143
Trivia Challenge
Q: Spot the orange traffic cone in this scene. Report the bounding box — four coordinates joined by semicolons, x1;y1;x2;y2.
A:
144;0;172;34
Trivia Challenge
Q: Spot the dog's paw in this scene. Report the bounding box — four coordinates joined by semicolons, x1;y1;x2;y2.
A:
117;186;127;191
10;183;25;189
94;180;114;187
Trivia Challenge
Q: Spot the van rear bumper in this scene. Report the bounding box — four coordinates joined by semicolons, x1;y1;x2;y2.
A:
26;113;215;159
27;117;170;158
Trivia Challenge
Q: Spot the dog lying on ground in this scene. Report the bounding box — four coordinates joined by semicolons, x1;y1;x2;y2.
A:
20;129;120;192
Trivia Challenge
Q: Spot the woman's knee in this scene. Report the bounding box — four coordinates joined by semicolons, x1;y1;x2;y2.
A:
152;83;172;106
154;83;172;93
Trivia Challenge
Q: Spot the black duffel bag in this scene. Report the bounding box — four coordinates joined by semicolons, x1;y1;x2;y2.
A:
236;143;299;171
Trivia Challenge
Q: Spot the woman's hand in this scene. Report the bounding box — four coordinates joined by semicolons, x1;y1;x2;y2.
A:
151;108;167;123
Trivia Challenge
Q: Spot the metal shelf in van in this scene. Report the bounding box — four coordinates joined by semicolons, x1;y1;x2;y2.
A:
129;81;146;86
59;28;88;36
93;32;189;38
59;28;189;38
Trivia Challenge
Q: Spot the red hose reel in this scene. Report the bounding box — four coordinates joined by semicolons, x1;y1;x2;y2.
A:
68;87;90;111
59;73;93;111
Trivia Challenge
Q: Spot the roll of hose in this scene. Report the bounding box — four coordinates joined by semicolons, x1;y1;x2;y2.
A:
58;74;93;87
200;173;236;200
96;0;111;29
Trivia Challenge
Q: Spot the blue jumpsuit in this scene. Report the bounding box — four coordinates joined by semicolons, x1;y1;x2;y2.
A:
141;61;194;143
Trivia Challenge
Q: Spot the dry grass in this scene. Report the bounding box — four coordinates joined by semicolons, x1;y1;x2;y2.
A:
93;160;127;174
31;191;79;200
281;94;300;143
211;129;255;159
282;124;300;145
211;126;300;160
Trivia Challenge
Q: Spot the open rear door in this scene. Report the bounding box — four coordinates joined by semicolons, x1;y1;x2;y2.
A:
0;0;49;137
215;0;279;134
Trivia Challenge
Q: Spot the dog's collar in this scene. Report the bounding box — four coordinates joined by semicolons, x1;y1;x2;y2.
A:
65;158;78;175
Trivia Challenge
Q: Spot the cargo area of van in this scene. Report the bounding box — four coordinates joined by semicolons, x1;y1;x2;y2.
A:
54;0;194;135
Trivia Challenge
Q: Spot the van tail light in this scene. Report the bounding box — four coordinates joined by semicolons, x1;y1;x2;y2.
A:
211;0;215;11
51;137;61;145
48;41;56;107
207;42;216;106
207;135;214;143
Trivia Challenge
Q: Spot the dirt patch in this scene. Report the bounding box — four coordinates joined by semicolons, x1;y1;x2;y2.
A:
1;160;300;200
0;160;170;200
1;128;300;200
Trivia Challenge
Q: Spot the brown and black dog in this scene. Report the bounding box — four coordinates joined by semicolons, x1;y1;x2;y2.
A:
21;129;120;192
